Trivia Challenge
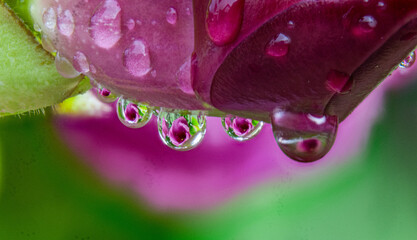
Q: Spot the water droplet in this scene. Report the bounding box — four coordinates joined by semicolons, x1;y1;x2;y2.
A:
126;19;135;30
117;98;152;128
399;51;416;69
42;7;57;31
265;33;291;57
90;0;122;49
354;15;377;35
55;52;80;78
166;7;178;25
287;21;295;29
124;39;151;77
158;111;206;151
222;116;264;141
33;23;42;33
205;0;245;46
73;52;90;73
57;10;75;37
377;1;387;11
96;85;118;103
41;34;56;53
271;110;338;162
326;70;352;94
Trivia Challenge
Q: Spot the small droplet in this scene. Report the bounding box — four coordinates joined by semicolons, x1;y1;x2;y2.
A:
158;111;206;151
41;34;56;53
205;0;245;46
73;52;90;73
399;51;416;69
117;98;152;128
287;21;295;29
42;7;57;31
326;70;352;94
124;39;152;77
90;0;122;49
55;52;80;78
33;23;42;33
96;85;118;103
271;110;338;163
57;10;75;37
126;19;136;30
222;116;264;141
166;7;178;25
354;15;377;35
265;33;291;57
377;1;387;11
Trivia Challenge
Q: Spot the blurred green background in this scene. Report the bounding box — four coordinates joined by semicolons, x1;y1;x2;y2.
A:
0;82;416;240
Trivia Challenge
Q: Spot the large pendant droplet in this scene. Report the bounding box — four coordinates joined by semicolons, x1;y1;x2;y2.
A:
117;98;153;128
157;111;207;151
271;110;338;163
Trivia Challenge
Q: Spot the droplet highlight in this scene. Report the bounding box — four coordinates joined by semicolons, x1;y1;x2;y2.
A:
222;116;264;141
399;51;416;69
42;7;57;31
205;0;245;46
57;10;75;37
117;98;152;128
124;39;152;77
55;52;80;78
166;7;178;25
158;111;207;151
271;110;338;163
265;33;291;57
90;0;122;49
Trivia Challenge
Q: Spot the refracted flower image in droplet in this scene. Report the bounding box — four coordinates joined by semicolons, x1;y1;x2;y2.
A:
222;116;264;142
117;98;153;128
399;50;416;69
157;111;207;151
95;85;118;103
265;33;291;57
271;110;339;163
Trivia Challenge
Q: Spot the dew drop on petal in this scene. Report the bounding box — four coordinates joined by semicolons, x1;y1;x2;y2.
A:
166;7;178;25
41;34;56;53
265;33;291;57
73;52;90;73
326;70;352;94
205;0;245;46
57;10;75;37
42;7;57;31
125;18;135;30
157;111;206;151
271;110;338;163
354;15;377;35
117;98;152;128
399;51;416;69
55;52;80;78
96;85;118;103
222;116;264;141
90;0;122;49
123;39;152;77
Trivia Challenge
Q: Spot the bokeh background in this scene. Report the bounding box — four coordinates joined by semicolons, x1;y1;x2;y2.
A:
0;73;417;239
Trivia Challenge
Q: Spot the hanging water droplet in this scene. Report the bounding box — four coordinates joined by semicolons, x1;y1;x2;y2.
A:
265;33;291;57
57;9;75;37
222;116;264;141
96;85;118;103
271;110;338;163
41;34;56;54
205;0;245;46
73;52;90;73
42;7;57;31
166;7;178;25
124;39;152;77
326;70;352;94
117;98;152;128
399;51;416;69
158;111;207;151
55;52;80;78
90;0;122;49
